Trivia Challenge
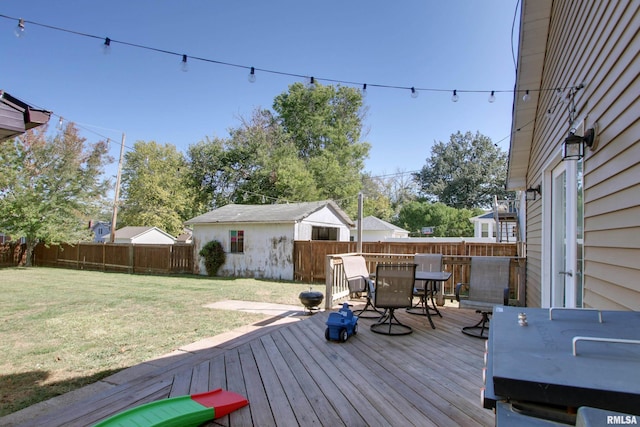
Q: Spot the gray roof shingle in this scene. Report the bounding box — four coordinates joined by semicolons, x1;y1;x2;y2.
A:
359;216;408;232
185;200;354;226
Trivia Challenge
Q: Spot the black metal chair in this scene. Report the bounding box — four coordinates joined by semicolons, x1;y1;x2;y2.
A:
341;255;382;318
455;256;511;339
371;263;417;335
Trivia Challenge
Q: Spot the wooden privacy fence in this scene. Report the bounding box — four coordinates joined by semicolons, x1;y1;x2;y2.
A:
0;243;26;267
325;252;526;309
33;242;194;274
294;240;519;283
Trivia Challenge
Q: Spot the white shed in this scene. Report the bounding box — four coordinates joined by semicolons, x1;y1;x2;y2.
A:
113;226;176;245
185;200;354;280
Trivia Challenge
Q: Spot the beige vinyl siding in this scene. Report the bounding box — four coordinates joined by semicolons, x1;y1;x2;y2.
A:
525;200;542;308
523;1;640;309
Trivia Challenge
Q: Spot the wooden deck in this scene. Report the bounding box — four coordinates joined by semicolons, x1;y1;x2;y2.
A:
12;305;495;426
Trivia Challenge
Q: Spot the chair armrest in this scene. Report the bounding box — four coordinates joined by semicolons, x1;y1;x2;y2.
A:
455;283;468;302
347;275;371;293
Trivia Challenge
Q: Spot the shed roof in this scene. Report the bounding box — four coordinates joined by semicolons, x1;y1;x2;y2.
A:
114;226;175;240
185;200;354;227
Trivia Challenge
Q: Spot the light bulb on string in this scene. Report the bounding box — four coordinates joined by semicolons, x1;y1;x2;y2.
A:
545;108;553;119
522;90;530;102
181;54;188;72
57;117;64;130
488;91;496;103
411;87;419;98
14;18;25;38
308;76;316;89
248;67;256;83
361;83;367;98
451;90;459;102
103;37;111;55
556;88;569;103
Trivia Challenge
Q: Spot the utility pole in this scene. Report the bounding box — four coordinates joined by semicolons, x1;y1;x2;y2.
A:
110;132;126;243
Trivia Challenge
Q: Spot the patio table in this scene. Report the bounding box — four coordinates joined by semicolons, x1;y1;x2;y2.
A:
406;271;452;329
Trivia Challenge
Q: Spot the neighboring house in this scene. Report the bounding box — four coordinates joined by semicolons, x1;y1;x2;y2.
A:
0;90;51;142
508;1;639;310
469;212;497;239
90;221;111;243
113;226;176;245
176;228;193;244
469;212;517;242
351;216;409;241
185;200;354;280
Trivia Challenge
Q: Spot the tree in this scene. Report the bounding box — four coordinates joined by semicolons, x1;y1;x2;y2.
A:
360;174;393;221
226;109;320;204
188;83;371;217
187;109;320;211
118;141;191;236
395;200;481;237
273;83;370;215
414;131;510;209
273;82;368;159
0;124;111;266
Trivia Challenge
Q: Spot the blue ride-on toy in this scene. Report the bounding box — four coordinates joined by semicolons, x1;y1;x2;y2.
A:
325;302;359;342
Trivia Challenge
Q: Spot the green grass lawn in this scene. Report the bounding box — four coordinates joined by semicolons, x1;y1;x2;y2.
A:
0;267;323;416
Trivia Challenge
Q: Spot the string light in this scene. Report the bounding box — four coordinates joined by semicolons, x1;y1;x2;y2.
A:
103;37;111;55
361;83;367;98
0;13;582;103
181;54;188;72
248;66;256;83
57;117;64;130
522;90;530;102
14;18;25;38
308;76;316;88
488;90;496;103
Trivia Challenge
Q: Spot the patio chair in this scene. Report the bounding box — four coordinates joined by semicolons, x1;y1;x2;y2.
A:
455;256;511;339
341;255;382;318
409;253;444;316
371;263;417;335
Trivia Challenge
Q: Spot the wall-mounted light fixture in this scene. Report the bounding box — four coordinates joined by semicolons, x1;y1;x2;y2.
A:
525;184;541;201
563;127;596;160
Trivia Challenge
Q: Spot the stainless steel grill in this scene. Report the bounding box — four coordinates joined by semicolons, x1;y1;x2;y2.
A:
483;306;640;423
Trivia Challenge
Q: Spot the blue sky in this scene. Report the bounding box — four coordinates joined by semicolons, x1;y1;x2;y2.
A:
1;1;520;182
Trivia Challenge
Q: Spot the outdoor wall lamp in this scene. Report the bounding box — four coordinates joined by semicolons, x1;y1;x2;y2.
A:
525;184;541;201
563;127;596;160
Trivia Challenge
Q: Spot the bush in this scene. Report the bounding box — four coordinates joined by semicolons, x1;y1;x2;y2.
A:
199;240;226;276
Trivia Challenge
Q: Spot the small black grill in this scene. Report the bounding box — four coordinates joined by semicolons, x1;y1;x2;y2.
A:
483;306;640;422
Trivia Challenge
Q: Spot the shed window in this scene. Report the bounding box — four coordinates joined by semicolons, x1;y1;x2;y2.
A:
312;226;338;241
230;230;244;253
481;223;489;238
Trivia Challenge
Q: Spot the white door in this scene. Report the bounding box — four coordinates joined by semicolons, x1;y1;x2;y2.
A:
550;161;580;308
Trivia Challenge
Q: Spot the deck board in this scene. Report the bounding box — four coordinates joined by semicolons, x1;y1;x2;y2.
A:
7;305;494;427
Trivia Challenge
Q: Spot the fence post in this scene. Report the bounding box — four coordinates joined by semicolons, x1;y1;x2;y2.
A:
325;255;334;310
128;244;134;274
